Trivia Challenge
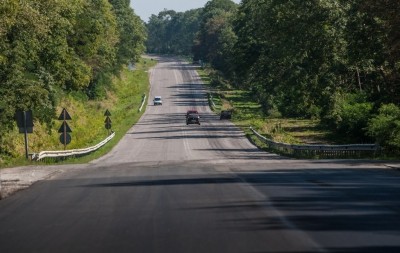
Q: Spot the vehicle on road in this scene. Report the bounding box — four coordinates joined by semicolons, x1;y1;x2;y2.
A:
186;110;199;118
153;96;162;105
186;110;200;125
220;110;232;120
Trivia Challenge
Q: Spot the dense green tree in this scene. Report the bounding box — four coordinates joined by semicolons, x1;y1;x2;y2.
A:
145;0;238;62
146;9;201;56
233;0;349;117
109;0;146;69
169;9;202;55
0;0;147;152
146;10;177;54
0;0;62;137
70;0;118;84
344;0;400;104
192;0;238;73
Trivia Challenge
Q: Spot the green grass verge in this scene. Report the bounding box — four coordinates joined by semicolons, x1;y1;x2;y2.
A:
0;58;157;168
198;67;388;159
205;87;381;159
197;68;337;147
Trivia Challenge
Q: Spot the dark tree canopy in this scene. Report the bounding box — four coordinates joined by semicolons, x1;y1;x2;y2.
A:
146;9;202;55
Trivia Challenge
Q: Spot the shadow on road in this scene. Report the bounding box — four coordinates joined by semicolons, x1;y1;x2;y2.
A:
82;166;400;253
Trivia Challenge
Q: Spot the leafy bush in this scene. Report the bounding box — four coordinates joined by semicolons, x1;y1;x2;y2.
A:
208;69;231;89
367;104;400;151
324;93;373;139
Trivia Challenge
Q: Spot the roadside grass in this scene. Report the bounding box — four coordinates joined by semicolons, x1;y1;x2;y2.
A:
0;58;157;168
197;69;211;86
198;68;335;147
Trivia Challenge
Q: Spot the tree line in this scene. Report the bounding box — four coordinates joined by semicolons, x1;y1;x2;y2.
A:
146;0;400;152
0;0;146;148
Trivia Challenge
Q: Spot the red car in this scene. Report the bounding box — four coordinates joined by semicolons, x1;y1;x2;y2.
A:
186;110;200;125
186;110;199;118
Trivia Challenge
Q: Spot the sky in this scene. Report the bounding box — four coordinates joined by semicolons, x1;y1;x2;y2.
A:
130;0;241;23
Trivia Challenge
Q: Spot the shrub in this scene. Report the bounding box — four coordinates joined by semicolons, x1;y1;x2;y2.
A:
324;92;373;140
367;103;400;151
337;102;373;135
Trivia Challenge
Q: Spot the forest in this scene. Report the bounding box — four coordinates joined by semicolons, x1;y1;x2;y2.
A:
0;0;146;158
146;0;400;154
1;0;399;159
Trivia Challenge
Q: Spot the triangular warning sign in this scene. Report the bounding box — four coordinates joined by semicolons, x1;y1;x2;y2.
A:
104;116;112;124
104;109;111;117
58;108;72;120
58;121;72;133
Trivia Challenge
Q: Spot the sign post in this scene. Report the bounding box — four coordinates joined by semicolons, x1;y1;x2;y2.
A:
58;108;72;149
104;109;112;135
15;110;34;159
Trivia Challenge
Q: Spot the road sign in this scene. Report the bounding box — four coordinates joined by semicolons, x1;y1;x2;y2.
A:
104;110;112;133
105;116;112;124
59;133;71;145
104;109;111;117
58;108;72;120
15;110;33;133
58;108;72;147
58;121;72;133
15;110;34;159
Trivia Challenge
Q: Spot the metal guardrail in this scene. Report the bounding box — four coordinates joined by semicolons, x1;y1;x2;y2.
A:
250;127;379;158
139;94;147;112
208;93;217;110
33;132;116;161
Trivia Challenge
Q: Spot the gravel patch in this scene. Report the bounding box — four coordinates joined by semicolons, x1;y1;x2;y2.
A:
0;164;84;200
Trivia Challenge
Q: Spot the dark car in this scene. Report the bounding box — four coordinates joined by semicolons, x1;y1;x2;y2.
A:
186;110;199;118
186;113;200;125
220;110;232;120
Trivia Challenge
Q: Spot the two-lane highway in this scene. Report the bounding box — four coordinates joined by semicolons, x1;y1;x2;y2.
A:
96;56;275;165
1;56;400;253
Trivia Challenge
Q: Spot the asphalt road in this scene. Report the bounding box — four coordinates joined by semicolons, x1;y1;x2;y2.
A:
1;56;400;253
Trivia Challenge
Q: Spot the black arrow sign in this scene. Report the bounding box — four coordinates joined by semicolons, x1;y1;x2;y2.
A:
104;109;111;117
58;108;72;120
104;116;112;124
58;121;72;133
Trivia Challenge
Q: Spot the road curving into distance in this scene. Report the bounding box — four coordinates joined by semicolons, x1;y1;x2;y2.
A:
1;56;400;253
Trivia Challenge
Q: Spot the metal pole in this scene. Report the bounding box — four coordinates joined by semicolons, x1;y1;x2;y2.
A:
0;171;3;199
63;110;66;150
23;111;29;159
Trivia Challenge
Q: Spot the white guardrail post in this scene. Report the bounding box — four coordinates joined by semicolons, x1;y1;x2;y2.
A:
33;132;116;161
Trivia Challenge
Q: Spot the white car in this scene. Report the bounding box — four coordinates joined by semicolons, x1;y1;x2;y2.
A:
153;96;162;106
